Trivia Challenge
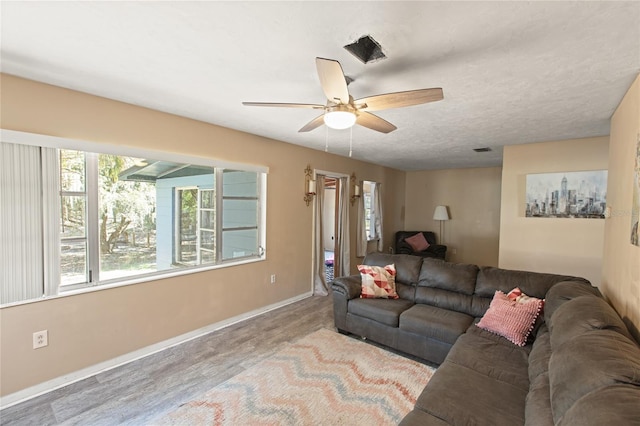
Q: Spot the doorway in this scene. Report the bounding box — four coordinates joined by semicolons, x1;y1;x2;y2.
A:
322;177;337;284
313;170;350;296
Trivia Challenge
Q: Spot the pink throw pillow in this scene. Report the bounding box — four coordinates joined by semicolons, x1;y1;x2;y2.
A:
477;289;544;346
405;233;430;251
358;264;399;299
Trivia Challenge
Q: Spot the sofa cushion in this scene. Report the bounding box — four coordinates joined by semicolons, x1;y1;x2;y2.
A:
414;360;528;426
399;304;473;345
557;384;640;426
548;295;634;350
399;408;451;426
525;323;553;426
418;258;479;295
470;295;492;318
347;298;414;327
414;287;476;316
412;324;532;425
395;282;417;301
549;330;640;424
528;324;551;381
477;290;543;346
544;280;602;321
357;264;399;299
475;266;586;299
525;373;554;426
363;252;422;286
450;326;530;391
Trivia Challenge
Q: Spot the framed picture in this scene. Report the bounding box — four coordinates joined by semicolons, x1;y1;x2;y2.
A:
526;170;607;218
631;134;640;246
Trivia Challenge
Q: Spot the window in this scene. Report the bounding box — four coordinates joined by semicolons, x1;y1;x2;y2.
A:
363;180;377;240
175;187;201;266
222;170;260;260
1;136;267;304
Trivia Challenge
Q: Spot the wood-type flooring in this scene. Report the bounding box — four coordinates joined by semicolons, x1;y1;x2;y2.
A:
1;294;335;425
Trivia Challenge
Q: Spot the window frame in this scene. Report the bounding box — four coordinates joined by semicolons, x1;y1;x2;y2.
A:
1;129;268;305
363;180;378;241
198;187;216;264
59;150;89;287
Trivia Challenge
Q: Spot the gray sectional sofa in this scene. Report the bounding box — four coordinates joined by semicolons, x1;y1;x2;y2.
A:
331;253;640;425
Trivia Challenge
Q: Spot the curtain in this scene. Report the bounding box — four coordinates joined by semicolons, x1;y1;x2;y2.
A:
1;143;60;304
313;175;328;296
336;177;350;277
374;182;384;252
356;188;367;257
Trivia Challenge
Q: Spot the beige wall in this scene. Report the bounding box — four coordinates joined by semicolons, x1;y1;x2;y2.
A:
499;137;609;286
0;74;406;396
602;74;640;341
404;167;502;267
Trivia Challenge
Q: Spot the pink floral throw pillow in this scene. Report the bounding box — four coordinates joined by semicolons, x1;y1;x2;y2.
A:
507;287;545;310
358;264;399;299
477;289;544;346
405;232;430;251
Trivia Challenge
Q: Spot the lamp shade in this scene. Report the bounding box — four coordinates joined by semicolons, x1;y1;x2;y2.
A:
433;205;450;221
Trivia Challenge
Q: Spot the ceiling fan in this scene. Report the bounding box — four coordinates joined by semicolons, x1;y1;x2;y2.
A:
243;57;443;134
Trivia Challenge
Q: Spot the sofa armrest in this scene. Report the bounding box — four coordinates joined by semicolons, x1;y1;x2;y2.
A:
412;244;447;259
427;244;447;256
396;247;414;255
331;275;362;300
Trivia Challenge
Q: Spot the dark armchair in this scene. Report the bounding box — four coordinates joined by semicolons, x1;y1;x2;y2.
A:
395;231;447;260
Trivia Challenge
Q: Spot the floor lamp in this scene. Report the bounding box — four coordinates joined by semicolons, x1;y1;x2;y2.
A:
433;205;450;244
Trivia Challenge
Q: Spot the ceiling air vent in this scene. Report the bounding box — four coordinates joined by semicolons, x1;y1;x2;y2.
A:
473;147;492;152
344;35;386;64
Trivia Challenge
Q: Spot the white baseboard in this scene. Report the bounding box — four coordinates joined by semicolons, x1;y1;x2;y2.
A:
0;292;312;410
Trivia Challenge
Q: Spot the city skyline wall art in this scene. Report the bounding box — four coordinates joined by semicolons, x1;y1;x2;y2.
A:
631;134;640;246
526;170;608;219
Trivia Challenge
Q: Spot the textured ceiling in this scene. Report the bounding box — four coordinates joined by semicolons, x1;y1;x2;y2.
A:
1;1;639;171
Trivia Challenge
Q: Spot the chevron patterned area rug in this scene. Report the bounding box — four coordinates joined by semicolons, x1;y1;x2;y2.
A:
158;328;435;425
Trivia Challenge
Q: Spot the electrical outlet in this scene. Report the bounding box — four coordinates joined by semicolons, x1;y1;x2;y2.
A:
270;274;276;284
33;330;48;349
451;248;457;255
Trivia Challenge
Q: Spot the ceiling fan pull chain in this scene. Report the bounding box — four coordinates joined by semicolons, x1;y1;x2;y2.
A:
325;125;329;152
349;126;353;158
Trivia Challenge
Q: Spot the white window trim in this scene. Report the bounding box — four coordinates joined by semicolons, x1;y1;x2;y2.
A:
0;129;269;174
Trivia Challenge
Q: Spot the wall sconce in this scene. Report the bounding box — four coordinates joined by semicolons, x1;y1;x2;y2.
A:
304;164;316;206
350;172;361;206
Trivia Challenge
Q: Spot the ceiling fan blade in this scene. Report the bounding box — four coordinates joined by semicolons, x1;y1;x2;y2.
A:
316;57;350;104
299;114;326;132
356;112;397;134
356;88;443;112
242;102;325;109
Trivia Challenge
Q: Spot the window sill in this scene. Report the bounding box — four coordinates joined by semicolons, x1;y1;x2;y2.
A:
62;256;266;297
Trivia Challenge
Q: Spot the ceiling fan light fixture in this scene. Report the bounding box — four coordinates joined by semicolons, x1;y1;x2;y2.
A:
324;109;356;130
